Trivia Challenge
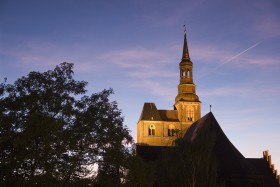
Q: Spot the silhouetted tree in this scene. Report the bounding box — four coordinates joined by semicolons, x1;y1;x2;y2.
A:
0;62;132;186
123;152;156;187
95;141;131;186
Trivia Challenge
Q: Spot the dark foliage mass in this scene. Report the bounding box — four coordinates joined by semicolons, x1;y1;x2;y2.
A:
0;62;134;186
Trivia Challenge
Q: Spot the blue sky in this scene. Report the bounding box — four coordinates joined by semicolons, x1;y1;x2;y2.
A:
1;0;280;169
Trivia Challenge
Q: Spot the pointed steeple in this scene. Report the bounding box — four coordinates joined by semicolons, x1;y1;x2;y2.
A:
175;27;201;124
182;29;190;61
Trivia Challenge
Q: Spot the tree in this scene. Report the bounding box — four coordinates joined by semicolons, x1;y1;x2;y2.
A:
0;62;132;186
123;154;156;187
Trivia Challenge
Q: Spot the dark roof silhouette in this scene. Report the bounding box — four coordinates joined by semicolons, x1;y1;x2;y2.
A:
139;103;179;122
139;103;162;121
184;112;261;179
247;158;280;187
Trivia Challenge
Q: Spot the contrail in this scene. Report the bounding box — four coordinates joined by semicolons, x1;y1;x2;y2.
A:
199;41;262;80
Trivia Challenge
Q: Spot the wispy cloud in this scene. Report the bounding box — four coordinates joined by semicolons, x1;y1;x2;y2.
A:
98;47;178;78
98;48;171;68
215;42;261;68
96;47;180;100
199;41;262;78
175;40;280;81
200;85;280;98
129;79;176;101
200;87;253;97
255;13;280;38
0;40;108;73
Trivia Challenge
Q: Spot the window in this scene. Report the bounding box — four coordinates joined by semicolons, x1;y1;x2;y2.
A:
186;106;194;121
168;125;175;136
186;69;190;77
168;129;175;136
148;124;155;136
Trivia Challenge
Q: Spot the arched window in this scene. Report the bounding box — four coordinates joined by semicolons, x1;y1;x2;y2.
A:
181;70;188;77
168;124;175;136
148;124;155;136
186;69;190;77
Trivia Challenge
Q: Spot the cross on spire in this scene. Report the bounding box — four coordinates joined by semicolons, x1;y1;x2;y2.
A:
183;24;187;34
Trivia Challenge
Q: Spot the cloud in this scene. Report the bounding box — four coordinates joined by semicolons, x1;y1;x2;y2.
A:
254;10;280;38
0;40;109;73
200;87;252;97
1;40;179;101
179;42;280;79
127;69;177;79
129;79;176;101
98;47;178;78
236;56;280;66
98;43;280;101
95;47;180;100
98;48;170;68
190;44;232;63
200;86;280;98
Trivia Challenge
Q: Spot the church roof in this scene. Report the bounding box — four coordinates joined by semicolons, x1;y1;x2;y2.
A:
184;112;261;178
158;110;179;122
139;103;162;121
139;103;179;122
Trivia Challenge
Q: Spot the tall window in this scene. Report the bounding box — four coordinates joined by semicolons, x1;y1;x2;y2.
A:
148;124;155;136
187;106;194;121
186;69;190;77
168;125;175;136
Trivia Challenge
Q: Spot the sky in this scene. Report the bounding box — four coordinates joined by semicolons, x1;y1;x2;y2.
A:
1;0;280;170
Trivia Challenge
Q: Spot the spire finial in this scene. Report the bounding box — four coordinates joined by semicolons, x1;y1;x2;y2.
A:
183;24;187;35
210;105;212;112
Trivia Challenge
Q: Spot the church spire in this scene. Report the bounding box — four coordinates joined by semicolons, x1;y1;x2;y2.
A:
182;27;190;60
174;28;201;125
175;28;200;103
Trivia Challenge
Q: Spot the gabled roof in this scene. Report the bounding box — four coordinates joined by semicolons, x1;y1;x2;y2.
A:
184;112;261;178
138;103;162;121
139;103;179;122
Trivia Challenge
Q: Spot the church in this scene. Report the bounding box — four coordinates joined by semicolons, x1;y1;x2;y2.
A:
136;30;280;187
137;30;200;147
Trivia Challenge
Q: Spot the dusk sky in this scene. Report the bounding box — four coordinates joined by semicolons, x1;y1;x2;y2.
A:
1;0;280;169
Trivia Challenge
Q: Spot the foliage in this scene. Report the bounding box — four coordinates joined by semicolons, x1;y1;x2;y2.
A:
0;62;132;186
123;155;156;187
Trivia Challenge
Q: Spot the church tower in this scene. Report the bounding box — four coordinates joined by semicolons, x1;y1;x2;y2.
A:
137;30;201;146
174;30;201;130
